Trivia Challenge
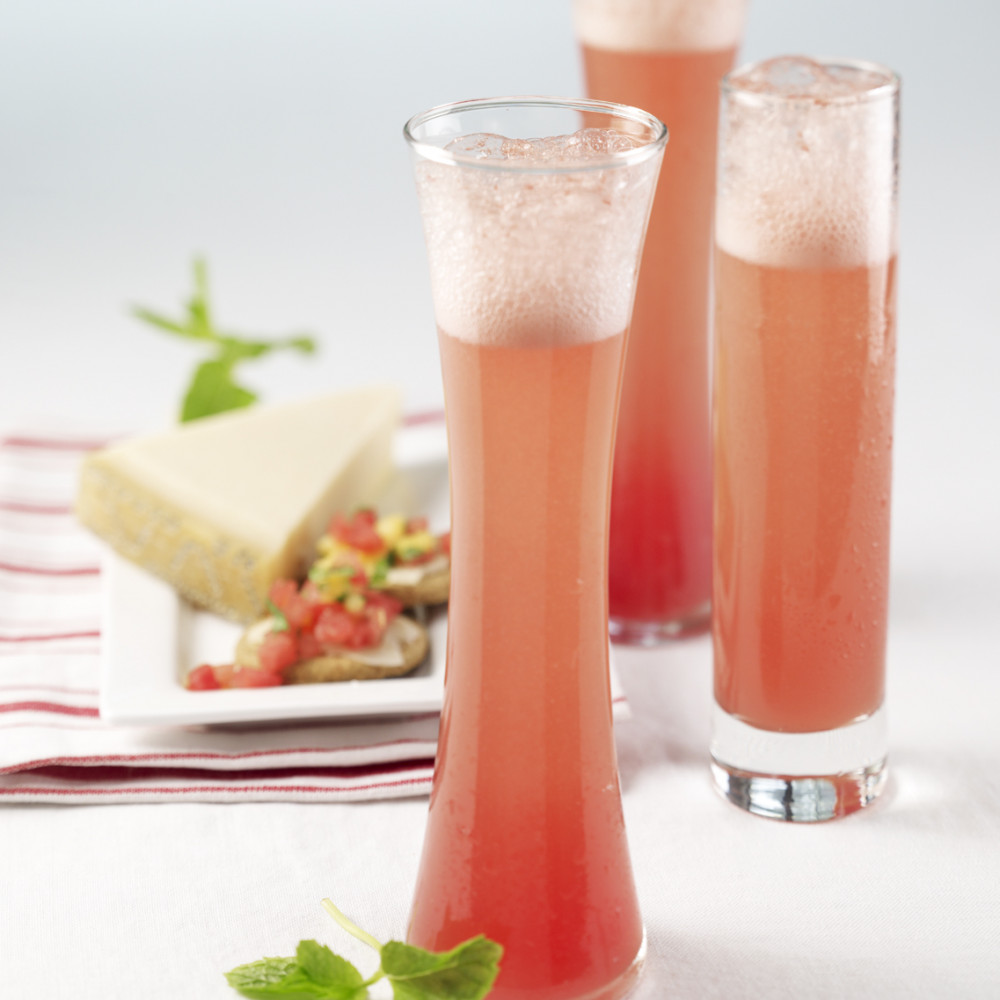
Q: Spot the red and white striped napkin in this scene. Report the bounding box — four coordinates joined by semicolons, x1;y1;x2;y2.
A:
0;424;628;804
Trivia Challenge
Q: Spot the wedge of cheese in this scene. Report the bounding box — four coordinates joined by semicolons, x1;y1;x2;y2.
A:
77;385;401;623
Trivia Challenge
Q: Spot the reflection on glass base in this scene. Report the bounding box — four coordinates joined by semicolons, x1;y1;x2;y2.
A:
486;929;645;1000
609;601;710;645
710;703;887;822
573;929;646;1000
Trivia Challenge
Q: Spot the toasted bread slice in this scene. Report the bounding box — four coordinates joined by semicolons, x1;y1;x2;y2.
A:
383;564;450;608
235;614;429;684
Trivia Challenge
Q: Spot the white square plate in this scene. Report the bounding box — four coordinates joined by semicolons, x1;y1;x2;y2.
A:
99;422;451;727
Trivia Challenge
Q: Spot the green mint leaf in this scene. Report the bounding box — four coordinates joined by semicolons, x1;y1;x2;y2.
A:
267;600;289;632
218;337;278;363
181;359;257;422
226;956;299;988
132;257;319;422
225;948;367;999
188;257;214;337
130;306;206;339
225;956;319;997
224;903;502;1000
186;296;212;339
215;333;318;364
296;940;366;996
287;335;318;354
381;936;502;1000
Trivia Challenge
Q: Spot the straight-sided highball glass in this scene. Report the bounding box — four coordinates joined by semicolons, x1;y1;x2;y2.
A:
711;58;900;821
404;98;666;997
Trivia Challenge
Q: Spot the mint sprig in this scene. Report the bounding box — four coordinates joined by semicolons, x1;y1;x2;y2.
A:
225;942;365;999
132;258;317;422
225;900;502;1000
379;939;504;1000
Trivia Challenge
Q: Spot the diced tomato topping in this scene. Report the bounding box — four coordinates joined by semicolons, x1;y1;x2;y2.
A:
347;617;380;649
213;663;236;688
309;589;402;650
439;531;450;555
365;590;403;618
258;630;299;675
300;580;326;607
296;631;323;661
187;661;282;690
268;579;298;614
405;516;429;533
228;666;284;688
314;603;356;646
187;664;221;690
329;509;385;554
288;593;319;630
266;580;314;631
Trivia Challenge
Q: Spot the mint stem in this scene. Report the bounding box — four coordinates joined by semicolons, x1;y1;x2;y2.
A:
321;898;385;954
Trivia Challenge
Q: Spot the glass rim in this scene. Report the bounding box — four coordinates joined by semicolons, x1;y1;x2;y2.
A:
403;95;668;172
722;56;900;107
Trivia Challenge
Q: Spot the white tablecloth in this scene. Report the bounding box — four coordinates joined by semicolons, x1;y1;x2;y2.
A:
2;623;998;999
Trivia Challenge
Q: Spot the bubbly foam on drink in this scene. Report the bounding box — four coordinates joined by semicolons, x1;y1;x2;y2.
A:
716;57;898;268
573;0;746;53
729;56;895;101
415;128;661;347
443;129;644;162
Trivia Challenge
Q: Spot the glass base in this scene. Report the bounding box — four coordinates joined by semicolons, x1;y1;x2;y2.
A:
710;703;887;822
488;931;645;1000
609;600;710;645
572;929;646;1000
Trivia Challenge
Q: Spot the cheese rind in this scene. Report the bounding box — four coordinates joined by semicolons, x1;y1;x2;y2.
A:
77;386;401;623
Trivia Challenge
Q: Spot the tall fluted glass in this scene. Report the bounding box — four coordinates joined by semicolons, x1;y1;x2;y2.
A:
573;0;748;642
404;98;666;998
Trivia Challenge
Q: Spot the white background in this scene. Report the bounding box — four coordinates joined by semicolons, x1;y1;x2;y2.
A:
2;2;999;997
2;0;998;594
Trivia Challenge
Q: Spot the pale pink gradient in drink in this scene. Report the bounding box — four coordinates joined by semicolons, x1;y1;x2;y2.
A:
406;105;664;994
575;0;747;640
711;57;900;820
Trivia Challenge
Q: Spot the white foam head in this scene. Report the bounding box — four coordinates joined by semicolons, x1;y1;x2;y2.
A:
412;128;663;347
573;0;747;53
716;57;899;268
